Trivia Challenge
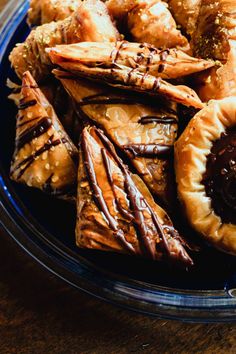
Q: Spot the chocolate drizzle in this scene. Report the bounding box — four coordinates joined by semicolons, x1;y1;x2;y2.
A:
123;144;173;158
78;92;140;107
152;77;161;91
11;136;64;180
109;42;171;86
16;116;42;129
77;91;175;109
101;148;134;222
81;129;136;254
139;115;178;125
15;117;52;152
158;49;170;73
124;173;157;259
92;127;192;265
202;129;236;224
93;128;156;258
110;41;127;64
18;99;37;110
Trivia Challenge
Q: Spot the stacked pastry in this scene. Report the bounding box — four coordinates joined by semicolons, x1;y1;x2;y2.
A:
8;0;236;267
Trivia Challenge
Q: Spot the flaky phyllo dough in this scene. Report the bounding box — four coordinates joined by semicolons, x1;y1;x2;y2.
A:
77;126;193;265
10;71;78;199
9;0;120;81
54;69;178;207
106;0;189;51
175;97;236;254
27;0;81;26
192;0;236;101
167;0;201;37
48;41;209;108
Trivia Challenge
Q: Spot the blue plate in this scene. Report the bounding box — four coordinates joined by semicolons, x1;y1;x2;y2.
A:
1;0;236;322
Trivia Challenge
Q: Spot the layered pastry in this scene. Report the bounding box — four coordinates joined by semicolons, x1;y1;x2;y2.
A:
9;78;81;143
192;0;236;101
40;81;81;143
166;0;201;37
54;69;178;207
175;97;236;254
28;0;81;26
9;0;120;81
50;41;214;79
77;126;193;265
106;0;189;51
48;42;208;108
10;71;78;199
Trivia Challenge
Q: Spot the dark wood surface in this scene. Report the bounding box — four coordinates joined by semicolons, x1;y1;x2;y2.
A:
1;1;236;353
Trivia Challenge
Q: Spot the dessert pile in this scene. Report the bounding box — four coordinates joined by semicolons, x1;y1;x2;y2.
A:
8;0;236;267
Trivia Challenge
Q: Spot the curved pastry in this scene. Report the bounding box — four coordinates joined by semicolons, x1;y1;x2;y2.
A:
10;71;78;199
9;79;81;144
9;0;119;81
175;97;236;254
48;43;204;108
77;126;193;266
49;41;213;79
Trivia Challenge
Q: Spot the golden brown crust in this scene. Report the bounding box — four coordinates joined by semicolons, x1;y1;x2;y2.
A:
192;0;236;101
107;0;190;51
10;71;78;198
167;0;201;37
196;42;236;102
28;0;80;26
9;0;119;82
175;97;236;254
128;0;189;51
53;71;178;206
76;126;193;265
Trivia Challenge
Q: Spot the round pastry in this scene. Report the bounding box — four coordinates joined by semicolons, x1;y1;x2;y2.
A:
175;97;236;254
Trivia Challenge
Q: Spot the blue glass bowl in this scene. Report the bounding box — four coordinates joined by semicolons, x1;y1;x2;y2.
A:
1;0;236;322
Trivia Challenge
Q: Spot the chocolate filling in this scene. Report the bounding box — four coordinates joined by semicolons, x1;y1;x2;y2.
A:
202;128;236;224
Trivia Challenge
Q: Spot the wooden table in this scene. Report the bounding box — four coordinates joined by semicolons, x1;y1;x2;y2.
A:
1;1;236;353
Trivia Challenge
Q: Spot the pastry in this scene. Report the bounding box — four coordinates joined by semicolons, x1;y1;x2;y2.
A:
192;0;236;101
48;42;205;108
9;78;81;144
28;0;81;26
166;0;201;37
9;0;120;81
77;126;193;265
40;81;81;143
175;97;236;254
10;71;78;199
54;69;178;207
106;0;189;51
50;41;214;79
